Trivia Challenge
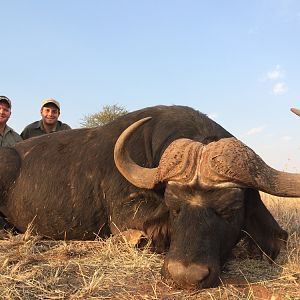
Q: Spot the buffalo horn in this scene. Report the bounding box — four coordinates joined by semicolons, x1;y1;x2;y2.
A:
114;117;204;188
114;117;159;189
198;137;300;197
291;108;300;117
115;118;300;197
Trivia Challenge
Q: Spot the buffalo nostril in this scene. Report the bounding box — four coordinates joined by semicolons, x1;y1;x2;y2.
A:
166;260;210;286
186;264;210;284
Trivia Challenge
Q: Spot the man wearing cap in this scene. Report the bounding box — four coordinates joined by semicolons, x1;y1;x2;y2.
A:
0;96;22;147
21;98;71;140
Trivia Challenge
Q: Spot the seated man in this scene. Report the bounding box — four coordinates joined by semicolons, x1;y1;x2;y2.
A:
21;98;71;139
0;95;22;147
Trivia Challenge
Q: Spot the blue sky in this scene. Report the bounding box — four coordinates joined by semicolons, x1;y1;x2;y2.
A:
1;0;300;171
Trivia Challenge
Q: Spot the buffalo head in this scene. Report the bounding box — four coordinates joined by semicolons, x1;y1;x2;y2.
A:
114;117;299;289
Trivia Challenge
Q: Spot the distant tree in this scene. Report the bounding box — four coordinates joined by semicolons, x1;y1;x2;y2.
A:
80;104;129;127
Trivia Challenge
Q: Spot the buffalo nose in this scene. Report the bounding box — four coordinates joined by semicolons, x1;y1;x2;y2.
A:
166;259;210;286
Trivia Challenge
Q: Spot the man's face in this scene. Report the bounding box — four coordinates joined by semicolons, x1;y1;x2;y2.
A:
0;101;11;126
40;104;60;126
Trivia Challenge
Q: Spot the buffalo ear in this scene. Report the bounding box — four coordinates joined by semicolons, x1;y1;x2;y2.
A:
243;189;288;261
143;203;171;253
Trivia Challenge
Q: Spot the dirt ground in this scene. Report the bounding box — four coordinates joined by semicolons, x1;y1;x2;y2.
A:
0;194;299;299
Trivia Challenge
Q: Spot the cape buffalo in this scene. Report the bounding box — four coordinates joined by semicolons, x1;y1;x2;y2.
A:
0;105;298;289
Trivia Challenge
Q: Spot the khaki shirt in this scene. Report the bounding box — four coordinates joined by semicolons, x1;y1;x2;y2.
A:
21;120;71;140
0;125;23;147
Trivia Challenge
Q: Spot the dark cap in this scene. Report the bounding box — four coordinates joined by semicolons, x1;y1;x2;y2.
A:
0;96;11;108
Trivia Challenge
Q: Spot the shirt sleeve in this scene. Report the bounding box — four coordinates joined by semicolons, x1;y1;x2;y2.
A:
62;123;72;130
20;127;29;140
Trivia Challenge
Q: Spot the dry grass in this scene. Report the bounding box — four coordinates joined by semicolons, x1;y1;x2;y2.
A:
0;194;299;299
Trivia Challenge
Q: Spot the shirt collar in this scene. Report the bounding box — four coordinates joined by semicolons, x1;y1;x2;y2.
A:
0;125;12;136
38;120;59;132
4;125;13;134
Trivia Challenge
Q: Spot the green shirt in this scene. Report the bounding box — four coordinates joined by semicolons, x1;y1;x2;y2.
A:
21;120;71;140
0;125;23;147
